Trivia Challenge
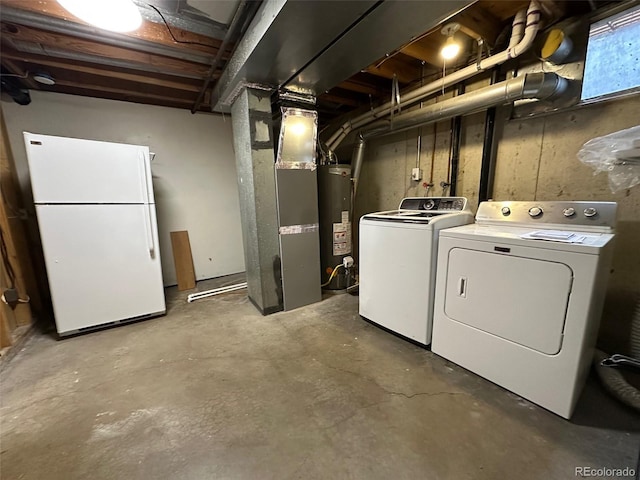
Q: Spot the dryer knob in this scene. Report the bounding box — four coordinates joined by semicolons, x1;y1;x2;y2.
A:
501;206;511;216
528;206;543;217
584;207;598;217
563;207;576;217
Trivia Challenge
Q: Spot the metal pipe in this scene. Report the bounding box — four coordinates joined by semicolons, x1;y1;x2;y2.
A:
449;83;465;196
326;1;541;151
351;134;366;201
191;0;253;113
187;282;248;303
478;107;497;202
450;116;462;196
361;72;566;137
478;69;502;203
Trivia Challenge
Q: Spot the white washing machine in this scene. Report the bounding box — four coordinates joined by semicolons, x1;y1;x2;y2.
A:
359;197;473;345
431;201;617;418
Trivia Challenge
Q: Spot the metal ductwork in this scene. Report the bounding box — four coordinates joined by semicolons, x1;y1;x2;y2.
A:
212;0;473;111
350;72;568;199
362;72;567;138
326;0;543;151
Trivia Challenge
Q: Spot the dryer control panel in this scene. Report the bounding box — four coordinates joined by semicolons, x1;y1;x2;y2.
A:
476;201;617;229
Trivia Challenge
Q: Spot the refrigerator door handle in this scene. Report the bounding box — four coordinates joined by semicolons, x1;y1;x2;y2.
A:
139;152;155;258
144;205;156;259
139;150;151;203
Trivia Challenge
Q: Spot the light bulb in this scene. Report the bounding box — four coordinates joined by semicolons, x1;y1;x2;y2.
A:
289;121;307;136
441;37;461;60
57;0;142;33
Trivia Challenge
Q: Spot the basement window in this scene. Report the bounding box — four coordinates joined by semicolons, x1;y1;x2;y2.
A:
581;4;640;101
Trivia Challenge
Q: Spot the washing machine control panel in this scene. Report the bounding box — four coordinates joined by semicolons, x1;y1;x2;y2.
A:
476;201;617;228
398;197;468;212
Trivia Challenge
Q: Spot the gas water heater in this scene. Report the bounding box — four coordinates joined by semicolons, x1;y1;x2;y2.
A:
317;164;352;290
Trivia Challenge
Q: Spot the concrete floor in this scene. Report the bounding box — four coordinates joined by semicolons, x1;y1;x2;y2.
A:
1;275;638;480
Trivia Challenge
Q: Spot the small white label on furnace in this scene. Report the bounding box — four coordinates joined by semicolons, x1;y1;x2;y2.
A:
341;210;349;224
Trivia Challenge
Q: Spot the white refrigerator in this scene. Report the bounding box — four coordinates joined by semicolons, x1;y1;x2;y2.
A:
24;132;166;336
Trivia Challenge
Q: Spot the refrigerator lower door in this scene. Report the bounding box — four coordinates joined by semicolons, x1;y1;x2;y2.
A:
36;204;166;335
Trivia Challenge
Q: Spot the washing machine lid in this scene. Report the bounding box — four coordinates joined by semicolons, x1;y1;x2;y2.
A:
362;196;471;224
439;223;614;254
362;210;440;224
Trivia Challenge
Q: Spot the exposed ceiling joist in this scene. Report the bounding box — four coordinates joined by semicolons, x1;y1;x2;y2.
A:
319;91;362;108
0;0;223;55
454;5;504;45
0;24;212;78
400;39;442;68
337;78;388;96
51;78;197;105
364;55;422;84
0;51;203;92
52;84;202;110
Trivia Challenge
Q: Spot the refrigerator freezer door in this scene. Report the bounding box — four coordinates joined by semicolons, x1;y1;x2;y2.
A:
36;204;165;334
24;132;154;204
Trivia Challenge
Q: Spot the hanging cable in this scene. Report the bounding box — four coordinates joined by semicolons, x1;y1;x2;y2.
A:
147;4;218;49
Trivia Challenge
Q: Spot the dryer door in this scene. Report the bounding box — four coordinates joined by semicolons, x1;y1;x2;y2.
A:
444;248;572;355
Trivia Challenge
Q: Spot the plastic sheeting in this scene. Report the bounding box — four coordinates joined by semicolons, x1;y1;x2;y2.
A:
577;125;640;193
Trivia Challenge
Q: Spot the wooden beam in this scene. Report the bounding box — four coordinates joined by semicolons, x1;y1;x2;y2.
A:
51;85;212;111
0;0;223;55
364;56;421;84
453;5;503;46
478;0;530;21
1;23;211;78
318;93;360;108
400;39;442;67
50;79;197;105
0;113;34;328
337;79;386;96
1;50;204;92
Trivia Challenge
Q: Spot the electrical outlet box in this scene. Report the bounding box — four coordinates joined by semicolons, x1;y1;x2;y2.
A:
3;288;18;309
343;256;354;268
411;168;422;181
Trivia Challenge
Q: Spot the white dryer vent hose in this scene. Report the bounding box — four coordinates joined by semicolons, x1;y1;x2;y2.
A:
594;296;640;411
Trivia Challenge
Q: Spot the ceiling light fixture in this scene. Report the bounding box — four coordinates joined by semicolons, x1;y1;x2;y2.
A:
440;23;461;60
32;73;56;86
56;0;142;33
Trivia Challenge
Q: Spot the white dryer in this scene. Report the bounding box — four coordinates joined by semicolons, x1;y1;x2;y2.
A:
359;197;473;345
431;201;617;418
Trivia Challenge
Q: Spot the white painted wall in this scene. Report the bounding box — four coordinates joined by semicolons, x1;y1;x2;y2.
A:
2;91;245;286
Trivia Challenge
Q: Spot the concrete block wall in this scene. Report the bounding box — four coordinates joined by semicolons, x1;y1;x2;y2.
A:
355;89;640;354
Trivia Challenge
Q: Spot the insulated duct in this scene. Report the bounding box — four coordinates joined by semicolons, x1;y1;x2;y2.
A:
326;1;541;151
